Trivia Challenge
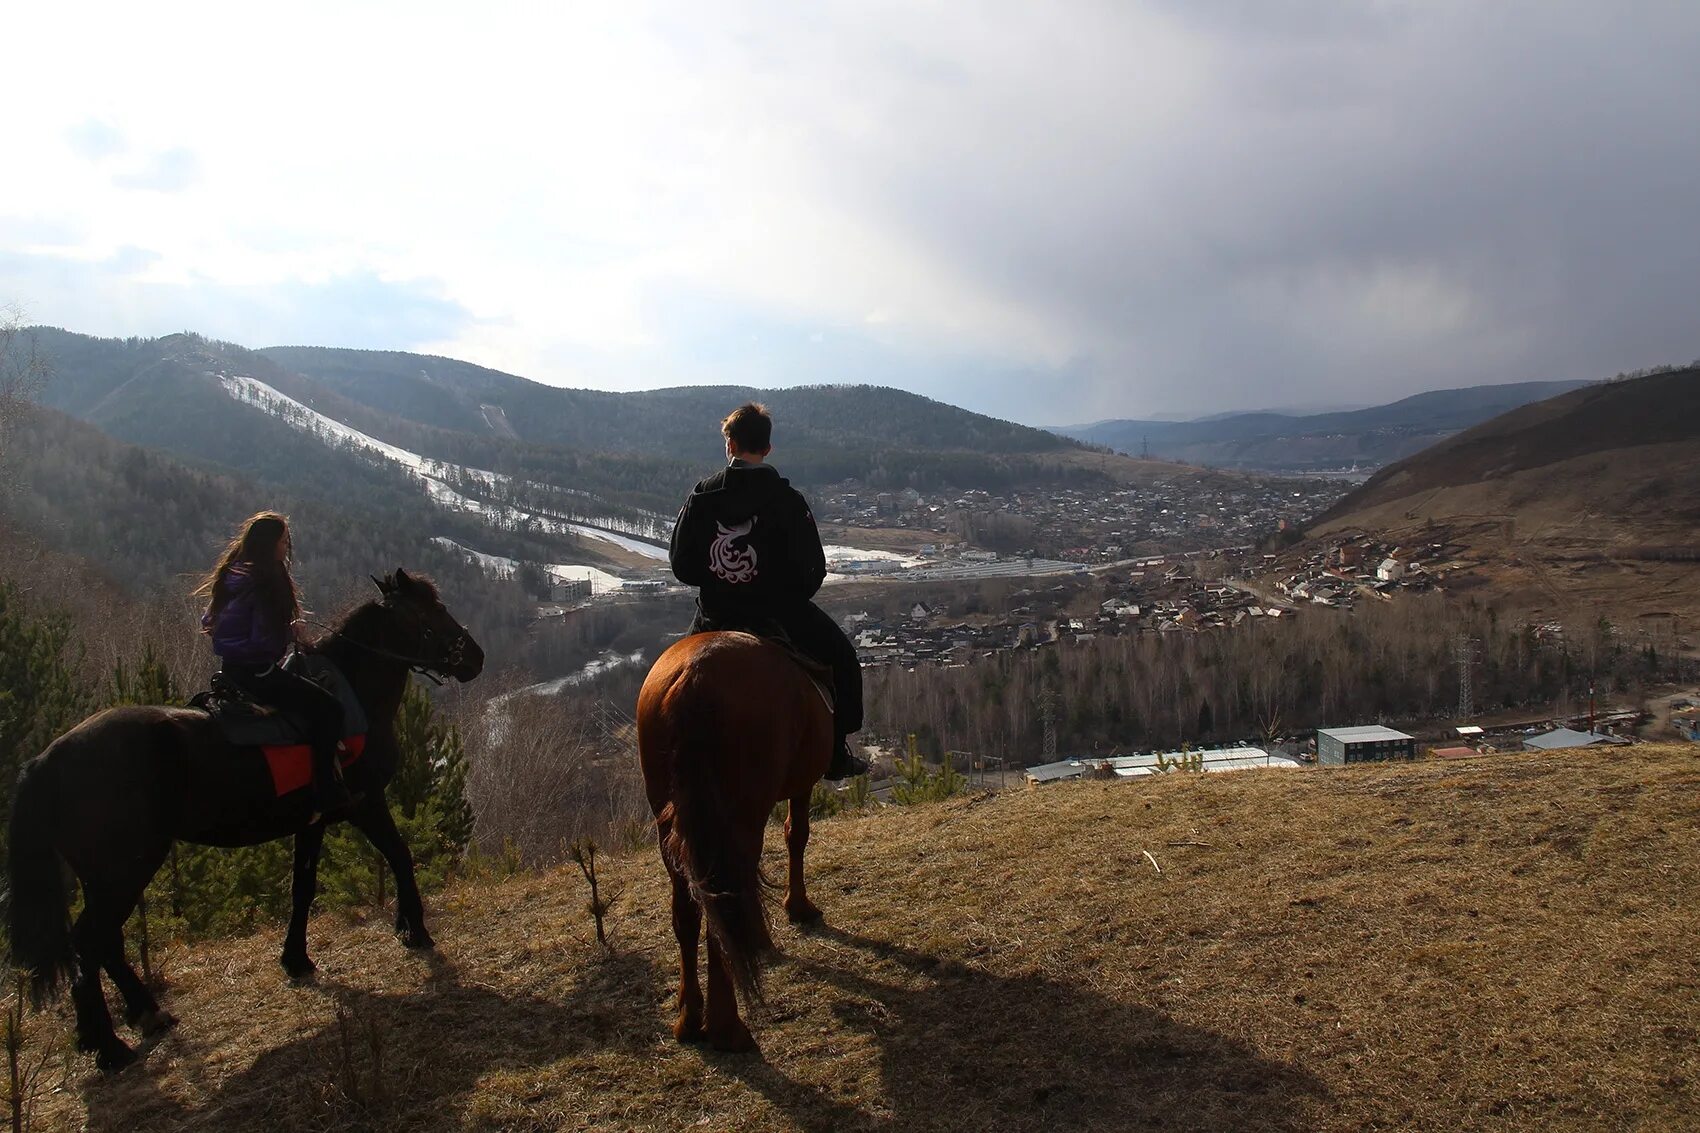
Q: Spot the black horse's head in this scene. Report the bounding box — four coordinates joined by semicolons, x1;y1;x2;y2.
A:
372;568;485;682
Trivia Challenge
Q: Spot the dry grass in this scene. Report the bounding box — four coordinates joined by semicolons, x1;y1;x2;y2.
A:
32;745;1700;1131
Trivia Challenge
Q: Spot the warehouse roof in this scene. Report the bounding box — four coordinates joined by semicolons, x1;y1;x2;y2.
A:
1318;725;1415;744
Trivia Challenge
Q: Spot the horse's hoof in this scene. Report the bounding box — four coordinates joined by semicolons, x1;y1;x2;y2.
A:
785;902;824;927
401;929;436;951
708;1020;757;1053
137;1010;178;1038
673;1016;706;1044
280;952;317;980
96;1042;138;1074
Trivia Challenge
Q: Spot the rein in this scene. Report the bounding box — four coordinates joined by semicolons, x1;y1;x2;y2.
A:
306;604;466;685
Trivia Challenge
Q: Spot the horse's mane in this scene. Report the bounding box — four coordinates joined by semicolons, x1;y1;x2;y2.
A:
302;572;442;655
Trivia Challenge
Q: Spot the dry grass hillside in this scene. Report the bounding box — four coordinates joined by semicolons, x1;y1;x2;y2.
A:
1308;369;1700;621
32;745;1700;1132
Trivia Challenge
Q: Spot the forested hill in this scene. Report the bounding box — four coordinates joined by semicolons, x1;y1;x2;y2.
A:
259;344;1077;463
24;329;1112;513
1;402;537;660
1059;379;1593;471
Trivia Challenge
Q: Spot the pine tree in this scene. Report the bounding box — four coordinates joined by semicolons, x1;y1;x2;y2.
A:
389;679;474;854
322;679;475;908
0;583;89;871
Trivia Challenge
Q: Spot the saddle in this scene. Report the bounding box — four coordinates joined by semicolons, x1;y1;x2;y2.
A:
773;640;835;715
700;621;834;715
189;654;370;797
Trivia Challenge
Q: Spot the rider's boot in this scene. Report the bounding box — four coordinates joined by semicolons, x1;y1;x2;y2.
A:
824;735;869;781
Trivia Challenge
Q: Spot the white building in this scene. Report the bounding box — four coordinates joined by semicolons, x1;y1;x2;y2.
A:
1025;747;1301;785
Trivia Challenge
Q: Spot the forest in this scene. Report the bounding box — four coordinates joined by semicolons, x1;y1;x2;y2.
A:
862;594;1669;766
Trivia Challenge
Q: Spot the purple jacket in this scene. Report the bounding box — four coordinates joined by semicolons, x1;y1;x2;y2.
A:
201;563;291;665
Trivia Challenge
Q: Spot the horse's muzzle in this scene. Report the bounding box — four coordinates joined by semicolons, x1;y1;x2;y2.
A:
453;639;486;682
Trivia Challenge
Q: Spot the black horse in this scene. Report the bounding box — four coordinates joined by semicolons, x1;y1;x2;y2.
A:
4;569;484;1071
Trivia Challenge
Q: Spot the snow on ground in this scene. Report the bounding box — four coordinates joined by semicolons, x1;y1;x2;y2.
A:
430;538;627;593
220;373;670;559
489;650;649;709
822;545;929;568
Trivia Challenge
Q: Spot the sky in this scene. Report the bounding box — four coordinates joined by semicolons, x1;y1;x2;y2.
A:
3;2;1698;424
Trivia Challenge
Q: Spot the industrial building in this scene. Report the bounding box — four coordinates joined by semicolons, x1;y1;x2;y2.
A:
1316;725;1416;765
1521;728;1629;752
1025;746;1301;785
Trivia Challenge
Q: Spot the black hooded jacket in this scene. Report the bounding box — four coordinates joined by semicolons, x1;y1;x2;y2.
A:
669;461;827;621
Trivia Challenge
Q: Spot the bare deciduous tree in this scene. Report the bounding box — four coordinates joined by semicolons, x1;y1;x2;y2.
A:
0;309;50;483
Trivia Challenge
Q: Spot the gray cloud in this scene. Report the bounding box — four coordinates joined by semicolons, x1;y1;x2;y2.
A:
720;2;1700;420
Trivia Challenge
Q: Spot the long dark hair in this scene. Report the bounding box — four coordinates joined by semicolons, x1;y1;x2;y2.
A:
195;512;301;629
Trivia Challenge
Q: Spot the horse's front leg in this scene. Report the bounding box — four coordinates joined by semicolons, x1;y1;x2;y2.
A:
349;794;433;949
784;791;822;926
280;823;327;978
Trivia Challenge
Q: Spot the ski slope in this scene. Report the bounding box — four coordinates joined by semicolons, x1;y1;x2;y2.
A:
218;373;669;560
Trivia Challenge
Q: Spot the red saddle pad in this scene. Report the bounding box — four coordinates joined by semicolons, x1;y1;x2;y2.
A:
262;734;368;797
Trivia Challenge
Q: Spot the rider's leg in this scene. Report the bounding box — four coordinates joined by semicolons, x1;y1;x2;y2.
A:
253;668;352;818
784;603;867;778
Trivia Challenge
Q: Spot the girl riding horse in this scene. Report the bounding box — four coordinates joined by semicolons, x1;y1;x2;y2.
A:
5;562;483;1071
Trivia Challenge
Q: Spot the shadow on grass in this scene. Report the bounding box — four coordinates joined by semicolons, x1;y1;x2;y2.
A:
729;925;1330;1133
80;949;666;1131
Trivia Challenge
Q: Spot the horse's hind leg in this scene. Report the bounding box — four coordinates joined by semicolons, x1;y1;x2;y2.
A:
70;890;136;1071
703;932;755;1052
96;850;177;1042
783;791;822;926
669;864;705;1042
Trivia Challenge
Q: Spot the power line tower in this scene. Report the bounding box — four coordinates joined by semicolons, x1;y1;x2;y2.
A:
1039;687;1058;762
1453;633;1476;720
1140;435;1151;460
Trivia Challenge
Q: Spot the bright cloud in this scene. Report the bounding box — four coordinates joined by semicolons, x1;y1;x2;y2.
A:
2;1;1697;422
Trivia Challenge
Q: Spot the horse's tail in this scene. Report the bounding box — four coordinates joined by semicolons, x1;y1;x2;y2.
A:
658;674;775;1006
5;757;75;1003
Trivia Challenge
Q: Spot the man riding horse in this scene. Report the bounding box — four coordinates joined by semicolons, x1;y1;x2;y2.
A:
668;403;867;780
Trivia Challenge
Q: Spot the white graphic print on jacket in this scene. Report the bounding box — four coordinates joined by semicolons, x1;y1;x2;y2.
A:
709;518;758;583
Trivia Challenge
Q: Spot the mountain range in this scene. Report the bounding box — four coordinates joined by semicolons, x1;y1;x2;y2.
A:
1058;380;1595;472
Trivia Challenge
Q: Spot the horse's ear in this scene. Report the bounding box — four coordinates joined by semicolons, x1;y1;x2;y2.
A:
394;567;413;591
371;573;394;596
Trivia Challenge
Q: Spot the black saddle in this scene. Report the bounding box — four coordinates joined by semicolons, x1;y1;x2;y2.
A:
189;655;367;748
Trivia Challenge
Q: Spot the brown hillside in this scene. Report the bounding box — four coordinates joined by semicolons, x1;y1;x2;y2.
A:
34;746;1700;1132
1309;369;1700;620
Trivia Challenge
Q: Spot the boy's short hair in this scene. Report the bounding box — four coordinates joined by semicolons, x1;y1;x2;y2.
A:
721;402;773;453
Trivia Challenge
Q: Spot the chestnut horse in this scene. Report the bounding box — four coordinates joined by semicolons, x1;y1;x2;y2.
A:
637;631;833;1051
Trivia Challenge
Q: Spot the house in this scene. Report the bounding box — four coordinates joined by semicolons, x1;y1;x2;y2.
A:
1376;558;1406;582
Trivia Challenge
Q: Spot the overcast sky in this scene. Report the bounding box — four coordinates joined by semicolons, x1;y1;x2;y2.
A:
4;2;1697;423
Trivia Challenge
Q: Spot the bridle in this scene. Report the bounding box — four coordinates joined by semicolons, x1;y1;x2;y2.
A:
309;595;470;685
